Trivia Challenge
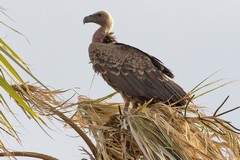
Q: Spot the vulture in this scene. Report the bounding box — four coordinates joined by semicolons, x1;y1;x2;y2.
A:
83;11;187;111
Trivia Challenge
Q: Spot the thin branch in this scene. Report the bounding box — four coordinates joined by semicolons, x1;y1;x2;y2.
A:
80;147;95;160
215;119;240;134
215;106;240;117
47;105;97;158
224;121;240;132
201;121;226;135
13;84;97;158
0;151;58;160
213;95;229;116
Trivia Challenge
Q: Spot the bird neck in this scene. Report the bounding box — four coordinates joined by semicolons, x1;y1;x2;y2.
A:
92;25;112;43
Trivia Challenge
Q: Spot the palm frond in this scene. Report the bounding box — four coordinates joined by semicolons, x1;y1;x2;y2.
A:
75;94;240;160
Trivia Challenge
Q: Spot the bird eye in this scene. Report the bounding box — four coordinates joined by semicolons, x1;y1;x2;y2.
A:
98;13;102;17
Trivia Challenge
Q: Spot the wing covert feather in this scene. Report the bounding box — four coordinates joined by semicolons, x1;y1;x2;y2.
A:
89;43;186;105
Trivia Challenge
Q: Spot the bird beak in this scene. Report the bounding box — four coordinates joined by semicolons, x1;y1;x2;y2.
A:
83;15;92;24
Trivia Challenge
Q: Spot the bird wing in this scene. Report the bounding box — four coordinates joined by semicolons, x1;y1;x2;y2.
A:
88;43;186;104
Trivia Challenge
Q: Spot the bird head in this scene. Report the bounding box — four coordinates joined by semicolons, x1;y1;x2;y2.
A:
83;11;114;31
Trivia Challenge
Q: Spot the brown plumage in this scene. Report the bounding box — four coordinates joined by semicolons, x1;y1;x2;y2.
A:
84;11;187;111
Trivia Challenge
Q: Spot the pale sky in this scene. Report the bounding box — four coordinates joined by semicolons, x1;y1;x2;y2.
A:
1;0;240;159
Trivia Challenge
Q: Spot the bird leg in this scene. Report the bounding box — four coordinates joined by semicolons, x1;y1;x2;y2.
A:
123;101;130;112
120;118;128;160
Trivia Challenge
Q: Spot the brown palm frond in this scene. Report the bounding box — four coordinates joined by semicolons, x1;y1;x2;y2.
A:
10;84;240;160
75;95;240;160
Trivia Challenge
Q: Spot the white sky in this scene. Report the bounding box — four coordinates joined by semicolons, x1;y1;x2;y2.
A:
1;0;240;159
